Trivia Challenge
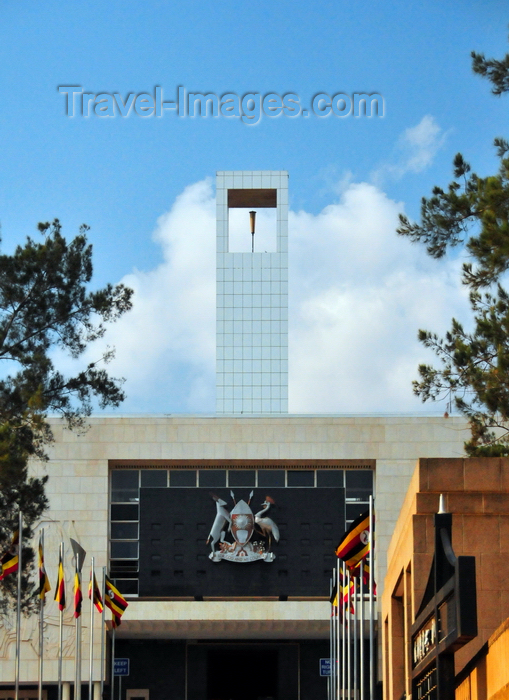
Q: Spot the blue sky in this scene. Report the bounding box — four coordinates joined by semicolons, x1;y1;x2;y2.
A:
1;1;508;414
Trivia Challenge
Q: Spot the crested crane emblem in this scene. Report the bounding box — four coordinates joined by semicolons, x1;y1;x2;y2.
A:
207;491;280;563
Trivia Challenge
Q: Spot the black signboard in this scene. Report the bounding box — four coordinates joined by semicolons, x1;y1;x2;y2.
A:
411;512;477;700
138;487;344;597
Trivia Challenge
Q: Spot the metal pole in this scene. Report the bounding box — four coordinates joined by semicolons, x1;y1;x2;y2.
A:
89;558;95;700
353;572;358;700
14;511;23;700
100;568;106;700
57;542;64;700
337;558;341;700
330;572;334;700
111;623;116;700
119;674;122;700
347;567;351;700
38;530;45;700
369;496;375;700
75;554;82;700
360;561;365;700
341;561;346;700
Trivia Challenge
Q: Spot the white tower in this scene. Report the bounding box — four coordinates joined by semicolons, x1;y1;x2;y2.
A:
216;171;289;414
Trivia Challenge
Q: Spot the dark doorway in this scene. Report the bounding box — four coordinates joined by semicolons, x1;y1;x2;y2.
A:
207;647;278;700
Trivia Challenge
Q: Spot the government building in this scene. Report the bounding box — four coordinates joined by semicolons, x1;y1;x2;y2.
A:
0;172;470;700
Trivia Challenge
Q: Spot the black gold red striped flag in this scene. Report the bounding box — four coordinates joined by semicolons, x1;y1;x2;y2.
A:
105;575;128;620
54;550;66;610
88;568;104;613
335;511;370;568
0;530;19;580
330;580;338;607
351;559;377;596
38;536;51;599
74;570;83;618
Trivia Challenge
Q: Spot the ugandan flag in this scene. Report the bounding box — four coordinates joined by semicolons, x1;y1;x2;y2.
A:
351;559;377;596
38;537;51;599
339;567;354;616
330;580;338;607
330;580;338;616
111;614;122;629
74;570;83;618
335;511;371;569
88;569;104;613
54;551;66;610
104;575;128;620
0;530;19;580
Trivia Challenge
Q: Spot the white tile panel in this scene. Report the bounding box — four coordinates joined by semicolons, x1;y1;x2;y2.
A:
216;171;288;414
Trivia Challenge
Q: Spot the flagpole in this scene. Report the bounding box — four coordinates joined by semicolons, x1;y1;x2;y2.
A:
14;511;22;700
329;572;333;700
100;568;106;700
57;542;64;700
353;572;358;700
111;622;116;700
360;561;364;700
336;563;340;700
336;558;341;700
347;566;352;700
38;530;45;700
369;495;374;700
75;554;81;700
341;561;346;700
89;558;95;700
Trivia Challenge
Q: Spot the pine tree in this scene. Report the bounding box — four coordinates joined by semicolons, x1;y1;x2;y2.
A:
398;32;509;455
0;219;133;609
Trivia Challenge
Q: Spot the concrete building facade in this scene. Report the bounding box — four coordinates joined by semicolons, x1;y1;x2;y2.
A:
0;171;472;700
0;415;469;700
382;457;509;700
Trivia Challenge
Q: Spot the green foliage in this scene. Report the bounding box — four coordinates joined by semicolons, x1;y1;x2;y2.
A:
0;423;48;614
398;36;509;455
472;28;509;96
0;219;133;609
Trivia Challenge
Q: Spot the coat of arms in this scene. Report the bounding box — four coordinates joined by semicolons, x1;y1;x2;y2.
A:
207;491;280;563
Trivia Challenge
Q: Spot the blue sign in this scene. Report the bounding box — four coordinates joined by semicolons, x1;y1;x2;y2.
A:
320;658;332;677
114;658;130;676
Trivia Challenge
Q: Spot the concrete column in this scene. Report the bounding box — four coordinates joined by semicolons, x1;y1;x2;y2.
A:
62;681;71;700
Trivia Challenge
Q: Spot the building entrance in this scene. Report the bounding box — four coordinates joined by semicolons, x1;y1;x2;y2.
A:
187;642;298;700
207;648;277;700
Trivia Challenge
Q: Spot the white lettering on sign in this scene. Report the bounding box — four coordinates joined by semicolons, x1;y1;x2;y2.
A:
413;617;437;666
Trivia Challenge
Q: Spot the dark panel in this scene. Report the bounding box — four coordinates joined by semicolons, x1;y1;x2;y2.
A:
141;470;167;487
229;469;256;487
188;643;297;700
139;488;344;597
258;469;285;487
287;470;314;487
170;470;197;487
111;522;138;539
228;188;277;208
116;639;186;700
317;470;344;487
345;470;373;493
299;640;329;700
111;504;139;521
198;470;226;487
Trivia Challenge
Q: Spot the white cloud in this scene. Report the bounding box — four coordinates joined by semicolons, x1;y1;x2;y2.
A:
72;178;217;413
72;173;469;415
371;115;447;184
289;182;468;413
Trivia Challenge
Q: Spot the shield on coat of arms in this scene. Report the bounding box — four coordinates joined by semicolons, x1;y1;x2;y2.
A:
230;500;254;545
